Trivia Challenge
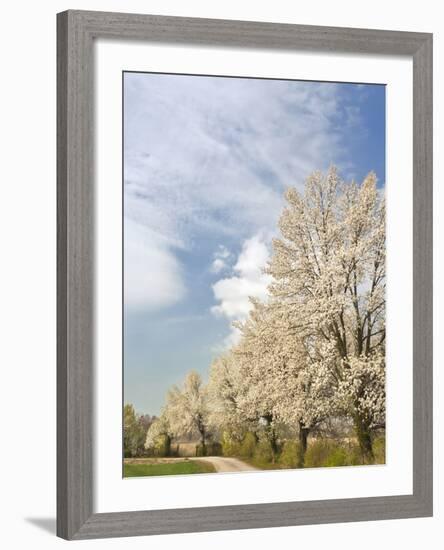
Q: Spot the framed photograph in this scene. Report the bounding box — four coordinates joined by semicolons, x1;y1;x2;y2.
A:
57;10;433;540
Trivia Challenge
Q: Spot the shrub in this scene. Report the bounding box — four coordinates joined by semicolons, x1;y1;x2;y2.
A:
221;431;242;457
304;439;331;468
211;441;223;456
346;443;365;466
240;432;257;458
304;438;375;468
279;440;301;468
373;435;386;464
323;446;349;467
154;434;171;457
343;435;385;466
195;444;206;457
254;439;273;464
305;439;351;468
196;442;222;457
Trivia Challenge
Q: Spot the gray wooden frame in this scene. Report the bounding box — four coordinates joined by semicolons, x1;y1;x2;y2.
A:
57;9;433;540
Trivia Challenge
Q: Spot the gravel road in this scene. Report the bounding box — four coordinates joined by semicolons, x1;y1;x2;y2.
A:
196;456;258;472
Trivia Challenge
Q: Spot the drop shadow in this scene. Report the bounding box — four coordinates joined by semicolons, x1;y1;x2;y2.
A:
25;517;56;535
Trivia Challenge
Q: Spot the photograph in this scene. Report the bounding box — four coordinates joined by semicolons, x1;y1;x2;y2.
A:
122;72;386;477
1;1;437;546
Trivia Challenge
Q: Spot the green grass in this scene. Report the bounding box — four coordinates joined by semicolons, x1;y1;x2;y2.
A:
123;460;216;477
241;457;286;470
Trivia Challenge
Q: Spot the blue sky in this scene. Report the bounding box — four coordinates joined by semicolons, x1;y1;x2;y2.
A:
123;72;385;416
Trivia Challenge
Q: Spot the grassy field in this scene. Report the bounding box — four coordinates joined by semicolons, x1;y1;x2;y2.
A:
124;460;216;477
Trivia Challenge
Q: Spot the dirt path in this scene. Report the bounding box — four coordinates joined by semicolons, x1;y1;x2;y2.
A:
196;456;258;473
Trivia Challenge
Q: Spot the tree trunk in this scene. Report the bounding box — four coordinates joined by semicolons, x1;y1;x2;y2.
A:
297;420;309;468
263;414;278;463
165;434;171;457
270;431;278;463
354;415;374;463
200;429;207;456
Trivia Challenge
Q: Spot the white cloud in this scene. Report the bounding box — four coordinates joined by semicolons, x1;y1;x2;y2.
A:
211;234;272;346
210;245;232;273
234;235;270;279
124;74;348;240
124;74;356;311
210;258;227;274
216;328;244;351
124;218;185;311
215;245;230;259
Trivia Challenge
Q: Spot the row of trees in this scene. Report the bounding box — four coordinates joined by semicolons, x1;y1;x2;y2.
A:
143;167;386;466
123;404;157;457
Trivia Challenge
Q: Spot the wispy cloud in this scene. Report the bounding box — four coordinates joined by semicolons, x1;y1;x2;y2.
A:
124;73;354;312
210;245;232;274
124;218;186;311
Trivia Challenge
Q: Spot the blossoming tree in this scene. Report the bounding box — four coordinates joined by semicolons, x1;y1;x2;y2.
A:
165;370;211;455
144;167;385;467
267;167;385;459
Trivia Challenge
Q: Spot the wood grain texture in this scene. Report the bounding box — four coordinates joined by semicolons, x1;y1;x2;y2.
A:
71;10;429;54
57;10;94;540
72;493;430;540
412;35;433;513
56;10;433;540
56;10;68;539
